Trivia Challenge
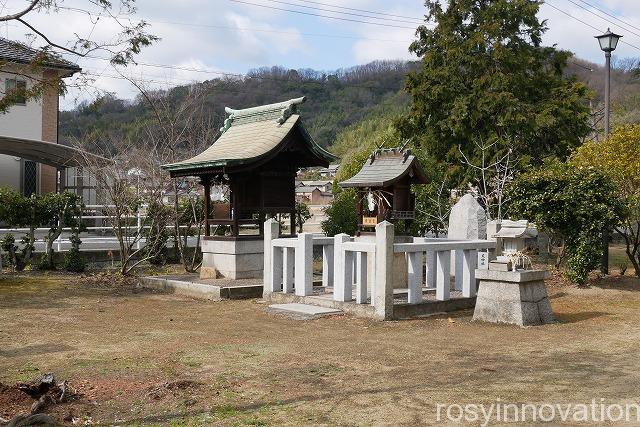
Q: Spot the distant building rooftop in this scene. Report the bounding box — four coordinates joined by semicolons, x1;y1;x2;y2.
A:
0;37;81;75
296;186;320;193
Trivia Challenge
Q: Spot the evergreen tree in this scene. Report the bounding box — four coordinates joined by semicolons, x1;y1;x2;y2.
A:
397;0;592;183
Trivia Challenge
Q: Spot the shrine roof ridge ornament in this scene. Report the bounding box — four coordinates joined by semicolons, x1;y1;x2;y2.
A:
368;147;412;164
219;96;306;133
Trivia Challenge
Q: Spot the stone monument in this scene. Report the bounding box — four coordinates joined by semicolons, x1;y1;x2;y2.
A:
447;194;487;240
448;194;488;281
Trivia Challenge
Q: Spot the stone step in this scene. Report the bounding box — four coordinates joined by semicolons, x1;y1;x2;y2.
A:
266;303;343;320
140;275;263;301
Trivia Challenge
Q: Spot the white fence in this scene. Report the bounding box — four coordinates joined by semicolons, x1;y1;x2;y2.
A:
264;219;334;296
0;204;199;253
263;219;496;319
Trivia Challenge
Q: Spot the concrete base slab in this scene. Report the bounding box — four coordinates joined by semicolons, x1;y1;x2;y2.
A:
266;303;343;320
265;287;476;320
201;237;264;279
141;274;262;301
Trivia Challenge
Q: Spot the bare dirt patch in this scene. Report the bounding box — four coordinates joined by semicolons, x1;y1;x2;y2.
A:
0;383;33;420
1;272;640;425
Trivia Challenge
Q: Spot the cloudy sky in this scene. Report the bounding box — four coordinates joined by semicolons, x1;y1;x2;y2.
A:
2;0;640;109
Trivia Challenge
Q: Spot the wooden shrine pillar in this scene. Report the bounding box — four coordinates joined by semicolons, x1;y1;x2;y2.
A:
201;176;211;237
230;183;238;236
357;189;363;228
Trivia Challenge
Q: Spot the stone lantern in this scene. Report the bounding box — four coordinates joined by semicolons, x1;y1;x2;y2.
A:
492;220;537;255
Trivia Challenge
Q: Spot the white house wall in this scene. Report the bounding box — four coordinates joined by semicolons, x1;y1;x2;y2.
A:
0;69;43;193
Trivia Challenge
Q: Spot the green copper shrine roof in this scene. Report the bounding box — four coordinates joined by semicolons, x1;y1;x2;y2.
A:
339;149;428;188
162;97;335;175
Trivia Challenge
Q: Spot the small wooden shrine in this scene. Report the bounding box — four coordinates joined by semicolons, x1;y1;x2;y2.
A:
339;148;428;232
162;97;335;279
163;97;335;238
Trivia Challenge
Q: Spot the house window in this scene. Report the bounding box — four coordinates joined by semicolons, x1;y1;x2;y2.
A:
5;78;27;105
23;161;37;196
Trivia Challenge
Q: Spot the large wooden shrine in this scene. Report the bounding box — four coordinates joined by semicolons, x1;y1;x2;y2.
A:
339;148;428;232
162;97;335;279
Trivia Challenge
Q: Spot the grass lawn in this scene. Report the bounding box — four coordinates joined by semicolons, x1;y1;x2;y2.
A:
610;243;633;272
1;271;640;425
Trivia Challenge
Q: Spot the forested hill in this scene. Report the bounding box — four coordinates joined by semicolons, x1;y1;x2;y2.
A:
60;57;640;152
59;60;417;149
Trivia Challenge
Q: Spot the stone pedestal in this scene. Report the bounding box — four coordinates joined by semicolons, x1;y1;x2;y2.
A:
473;269;553;326
201;237;264;280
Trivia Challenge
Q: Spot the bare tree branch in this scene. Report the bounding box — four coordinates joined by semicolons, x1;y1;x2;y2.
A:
0;0;40;22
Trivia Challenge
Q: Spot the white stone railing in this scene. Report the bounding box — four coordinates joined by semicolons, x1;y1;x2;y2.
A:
333;235;375;304
263;219;496;320
394;238;496;303
263;219;334;297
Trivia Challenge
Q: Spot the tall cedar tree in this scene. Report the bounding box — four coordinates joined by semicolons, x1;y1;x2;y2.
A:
397;0;592;183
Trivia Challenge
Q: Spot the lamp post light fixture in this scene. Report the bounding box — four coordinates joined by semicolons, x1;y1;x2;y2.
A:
595;28;622;137
595;28;622;275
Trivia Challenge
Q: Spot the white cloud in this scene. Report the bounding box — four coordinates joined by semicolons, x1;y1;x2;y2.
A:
539;1;640;63
224;12;305;58
346;2;423;64
352;28;416;64
4;0;640;105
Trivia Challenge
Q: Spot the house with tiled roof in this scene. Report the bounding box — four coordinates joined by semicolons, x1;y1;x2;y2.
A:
294;180;333;205
0;38;81;196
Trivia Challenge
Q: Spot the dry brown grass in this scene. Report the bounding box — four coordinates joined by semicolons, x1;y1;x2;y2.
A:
1;272;640;426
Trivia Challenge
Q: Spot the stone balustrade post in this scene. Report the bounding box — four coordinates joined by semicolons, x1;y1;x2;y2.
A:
407;251;424;304
283;247;295;293
333;234;351;302
322;244;334;288
295;233;314;296
263;219;280;297
436;250;451;301
462;249;477;297
270;247;283;294
374;221;394;320
356;252;368;304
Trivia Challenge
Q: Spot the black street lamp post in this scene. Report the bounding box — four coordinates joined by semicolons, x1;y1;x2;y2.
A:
595;28;622;275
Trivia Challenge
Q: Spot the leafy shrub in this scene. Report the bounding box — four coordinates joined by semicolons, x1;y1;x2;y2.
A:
0;189;83;271
39;192;84;270
321;189;358;236
570;124;640;277
506;161;623;285
1;233;23;271
37;254;56;271
64;233;86;273
295;201;312;233
144;200;172;266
